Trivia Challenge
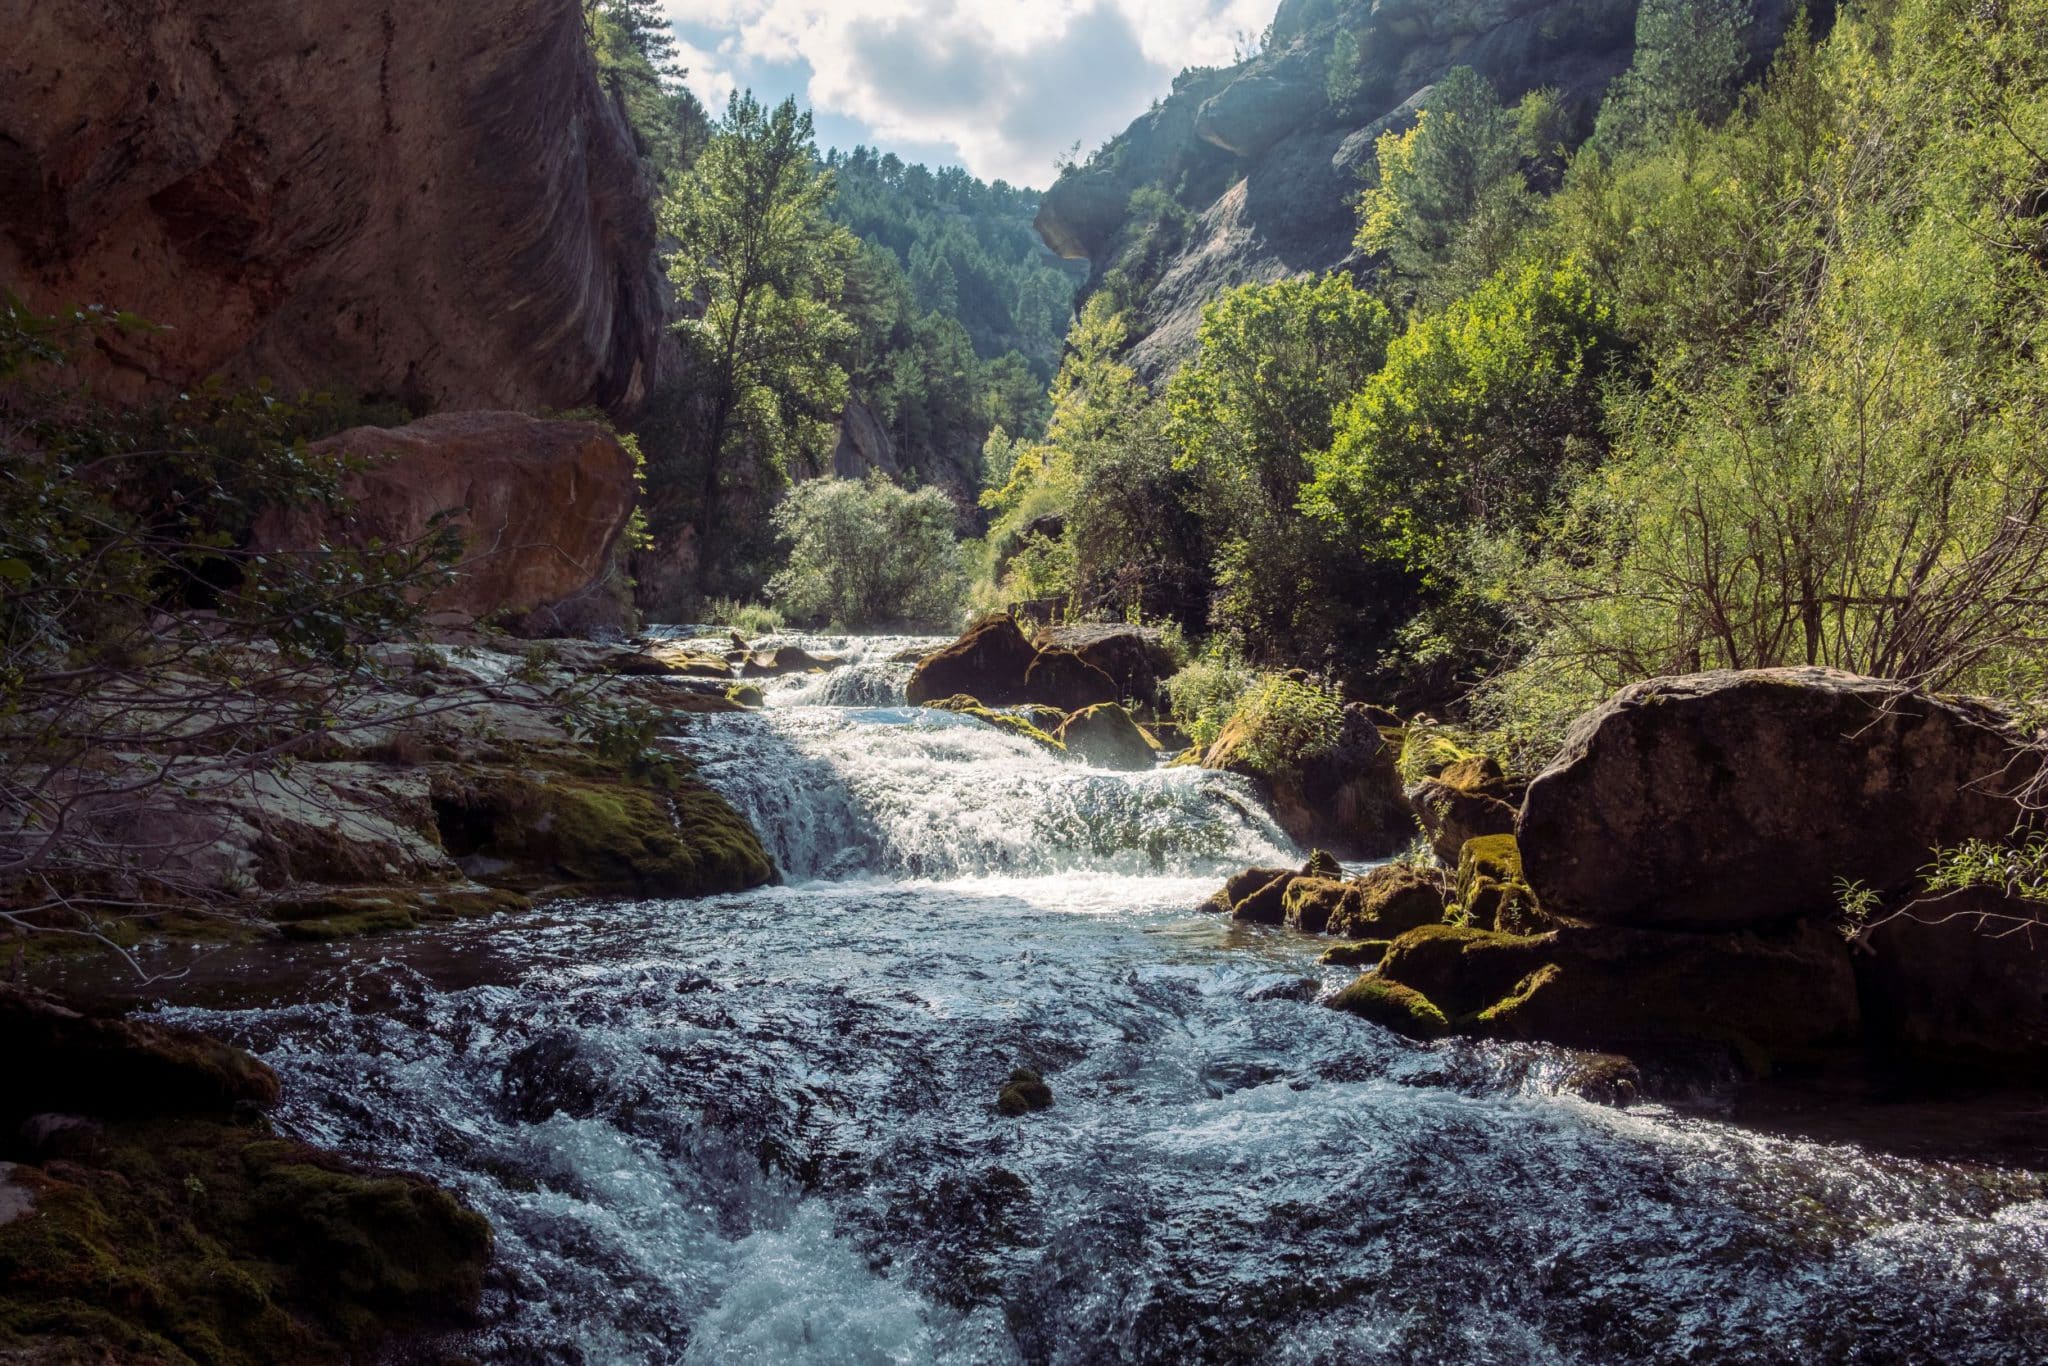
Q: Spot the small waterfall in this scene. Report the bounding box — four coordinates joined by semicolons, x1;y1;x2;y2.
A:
684;705;1293;882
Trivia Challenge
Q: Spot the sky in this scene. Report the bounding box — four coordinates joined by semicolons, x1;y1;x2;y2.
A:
664;0;1277;189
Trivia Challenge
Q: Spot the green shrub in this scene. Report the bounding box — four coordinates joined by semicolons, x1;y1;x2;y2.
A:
1165;654;1255;751
1227;675;1344;775
705;597;784;636
766;473;966;628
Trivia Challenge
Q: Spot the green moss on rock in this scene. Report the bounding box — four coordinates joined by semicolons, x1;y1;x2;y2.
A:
1326;863;1448;938
1320;939;1393;967
1327;975;1449;1039
995;1068;1054;1116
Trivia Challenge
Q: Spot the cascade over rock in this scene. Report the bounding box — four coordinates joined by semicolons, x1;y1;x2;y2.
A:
0;0;662;414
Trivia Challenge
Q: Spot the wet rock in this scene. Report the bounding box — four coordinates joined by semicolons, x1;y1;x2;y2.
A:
1855;890;2048;1075
1057;703;1159;771
429;771;774;899
1408;754;1519;865
1328;976;1449;1039
1034;624;1180;711
1282;877;1348;934
1451;835;1551;935
996;1069;1054;1116
0;983;280;1124
742;645;844;678
906;615;1041;707
924;695;1067;752
1302;849;1343;880
252;411;639;626
1325;863;1448;939
1559;1054;1643;1107
1246;976;1323;1004
1229;871;1297;926
498;1031;607;1123
1200;866;1297;916
1519;667;2038;929
1320;939;1392;967
1203;701;1410;859
1357;919;1863;1068
1022;647;1120;711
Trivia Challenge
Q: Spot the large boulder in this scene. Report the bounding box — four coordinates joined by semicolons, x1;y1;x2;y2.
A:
905;615;1040;707
1035;624;1179;711
1022;648;1120;711
1855;891;2048;1074
1204;701;1410;858
0;0;661;414
1518;669;2037;929
252;412;638;625
1057;703;1158;771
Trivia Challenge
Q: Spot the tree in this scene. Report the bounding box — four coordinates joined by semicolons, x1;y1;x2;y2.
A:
766;474;966;627
1306;261;1616;576
1357;67;1529;302
1591;0;1751;152
657;94;858;539
1165;274;1399;663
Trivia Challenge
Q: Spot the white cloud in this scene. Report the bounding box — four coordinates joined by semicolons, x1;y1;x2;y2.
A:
661;0;1277;186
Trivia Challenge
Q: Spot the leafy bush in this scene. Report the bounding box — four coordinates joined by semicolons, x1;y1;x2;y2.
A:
1223;675;1344;776
1165;654;1256;752
766;473;966;627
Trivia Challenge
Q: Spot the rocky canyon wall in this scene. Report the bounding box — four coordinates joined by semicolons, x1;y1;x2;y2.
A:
0;0;664;415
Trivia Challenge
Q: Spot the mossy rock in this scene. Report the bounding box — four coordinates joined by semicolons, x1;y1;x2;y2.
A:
1327;975;1449;1039
1229;870;1295;925
1321;939;1392;967
269;886;531;942
1200;865;1295;915
1326;863;1448;938
1056;702;1157;771
725;681;766;708
995;1068;1053;1116
1376;923;1555;1020
0;1119;490;1365
1282;877;1348;935
431;772;773;898
1452;836;1551;934
1301;848;1342;880
923;695;1066;752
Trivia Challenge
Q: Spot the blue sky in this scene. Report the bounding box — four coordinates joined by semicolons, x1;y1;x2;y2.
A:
663;0;1275;188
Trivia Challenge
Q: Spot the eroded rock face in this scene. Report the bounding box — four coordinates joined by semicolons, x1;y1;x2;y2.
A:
1518;668;2036;929
1037;0;1810;379
252;412;638;624
0;0;662;414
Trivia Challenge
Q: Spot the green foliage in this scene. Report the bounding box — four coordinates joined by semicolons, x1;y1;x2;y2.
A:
1590;0;1751;153
704;597;785;636
767;474;966;627
655;94;857;538
1307;261;1614;577
1166;274;1399;664
1164;653;1256;751
584;0;710;188
1358;68;1535;304
1922;837;2048;906
1225;675;1345;776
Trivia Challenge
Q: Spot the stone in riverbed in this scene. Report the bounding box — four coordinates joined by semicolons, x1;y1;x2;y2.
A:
1325;862;1448;939
906;615;1040;707
996;1069;1054;1116
1057;703;1159;771
1408;754;1519;866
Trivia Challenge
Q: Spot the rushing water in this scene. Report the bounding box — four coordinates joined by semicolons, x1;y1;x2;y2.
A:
152;633;2048;1362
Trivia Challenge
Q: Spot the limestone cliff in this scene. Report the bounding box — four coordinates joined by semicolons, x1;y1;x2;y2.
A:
1037;0;1803;378
0;0;663;415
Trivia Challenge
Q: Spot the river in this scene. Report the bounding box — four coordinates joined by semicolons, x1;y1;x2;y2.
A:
147;632;2048;1362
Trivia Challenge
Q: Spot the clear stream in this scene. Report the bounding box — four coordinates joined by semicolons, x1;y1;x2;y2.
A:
149;633;2048;1362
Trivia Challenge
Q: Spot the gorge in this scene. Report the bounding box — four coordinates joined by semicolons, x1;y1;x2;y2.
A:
4;0;2048;1361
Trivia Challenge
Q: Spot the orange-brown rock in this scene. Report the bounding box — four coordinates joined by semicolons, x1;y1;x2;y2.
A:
253;412;637;622
0;0;661;414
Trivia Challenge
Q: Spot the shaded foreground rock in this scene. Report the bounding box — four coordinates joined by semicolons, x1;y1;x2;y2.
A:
252;411;638;628
1518;668;2037;929
906;615;1042;707
0;985;492;1362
